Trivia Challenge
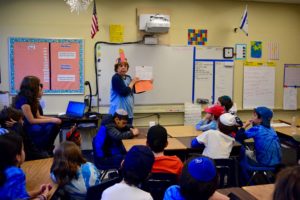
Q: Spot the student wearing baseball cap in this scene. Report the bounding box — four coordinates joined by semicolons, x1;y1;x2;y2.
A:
164;156;229;200
236;106;281;183
195;105;224;131
191;113;239;159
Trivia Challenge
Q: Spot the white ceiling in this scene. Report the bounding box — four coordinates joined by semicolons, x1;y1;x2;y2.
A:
244;0;300;4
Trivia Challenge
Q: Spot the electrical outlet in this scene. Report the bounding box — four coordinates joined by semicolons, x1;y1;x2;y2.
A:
91;96;98;107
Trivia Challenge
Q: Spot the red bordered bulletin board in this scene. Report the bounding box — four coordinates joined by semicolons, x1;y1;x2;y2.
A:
9;37;84;94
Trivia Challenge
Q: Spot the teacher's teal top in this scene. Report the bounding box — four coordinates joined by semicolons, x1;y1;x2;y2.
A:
109;73;134;119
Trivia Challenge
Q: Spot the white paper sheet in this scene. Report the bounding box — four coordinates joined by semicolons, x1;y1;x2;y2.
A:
0;93;9;110
135;66;153;80
283;87;297;110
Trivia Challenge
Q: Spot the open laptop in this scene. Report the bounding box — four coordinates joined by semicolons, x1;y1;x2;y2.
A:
59;101;86;119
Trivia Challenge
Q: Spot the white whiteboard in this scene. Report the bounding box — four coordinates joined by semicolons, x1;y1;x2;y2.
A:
97;44;193;105
194;60;234;104
284;64;300;87
214;61;234;102
243;66;275;109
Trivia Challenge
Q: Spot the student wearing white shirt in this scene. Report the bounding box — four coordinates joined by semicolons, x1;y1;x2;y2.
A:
191;113;239;159
101;145;155;200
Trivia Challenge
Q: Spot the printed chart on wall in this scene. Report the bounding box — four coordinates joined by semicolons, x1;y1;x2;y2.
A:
243;62;275;109
9;37;84;94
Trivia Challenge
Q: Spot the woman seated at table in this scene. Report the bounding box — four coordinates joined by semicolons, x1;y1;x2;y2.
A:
14;76;61;153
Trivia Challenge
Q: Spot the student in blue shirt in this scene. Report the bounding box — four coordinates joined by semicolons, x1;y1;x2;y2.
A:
0;132;52;200
236;107;281;184
51;141;101;200
109;55;139;125
195;105;224;131
236;106;281;166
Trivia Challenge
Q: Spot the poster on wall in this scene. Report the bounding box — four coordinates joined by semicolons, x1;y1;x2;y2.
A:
9;37;84;94
250;41;262;58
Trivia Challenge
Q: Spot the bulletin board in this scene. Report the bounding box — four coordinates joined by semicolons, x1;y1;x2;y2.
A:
284;64;300;87
9;37;84;94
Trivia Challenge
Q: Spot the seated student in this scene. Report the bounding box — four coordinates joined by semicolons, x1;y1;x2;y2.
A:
273;166;300;200
236;107;281;167
191;113;238;159
102;145;155;200
0;106;49;160
0;132;52;200
50;141;100;200
195;105;224;131
164;156;229;200
93;109;139;167
217;95;237;115
147;125;183;177
14;76;61;153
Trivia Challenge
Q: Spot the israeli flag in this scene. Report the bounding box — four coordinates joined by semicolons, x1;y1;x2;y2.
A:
240;5;248;36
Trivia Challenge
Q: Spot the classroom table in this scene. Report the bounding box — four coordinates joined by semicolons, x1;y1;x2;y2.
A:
279;118;300;127
165;125;201;137
242;184;274;200
275;126;300;138
21;158;57;199
122;138;187;152
217;187;257;200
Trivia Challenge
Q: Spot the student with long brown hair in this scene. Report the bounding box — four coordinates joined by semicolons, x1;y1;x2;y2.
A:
14;76;61;153
50;141;100;200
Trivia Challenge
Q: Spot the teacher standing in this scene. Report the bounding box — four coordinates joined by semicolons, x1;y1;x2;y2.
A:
109;54;139;125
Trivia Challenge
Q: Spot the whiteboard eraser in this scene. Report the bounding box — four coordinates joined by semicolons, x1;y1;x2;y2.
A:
196;98;209;104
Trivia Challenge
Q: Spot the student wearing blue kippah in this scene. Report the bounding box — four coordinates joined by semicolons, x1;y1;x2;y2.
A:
102;145;155;200
164;156;229;200
109;53;139;125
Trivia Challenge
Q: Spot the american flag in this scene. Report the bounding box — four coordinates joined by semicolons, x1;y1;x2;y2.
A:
91;0;99;39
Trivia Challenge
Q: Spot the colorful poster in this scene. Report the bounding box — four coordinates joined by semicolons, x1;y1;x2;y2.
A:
188;29;207;45
251;41;262;58
109;24;124;43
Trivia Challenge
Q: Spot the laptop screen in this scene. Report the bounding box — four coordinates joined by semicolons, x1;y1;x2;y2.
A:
66;101;86;118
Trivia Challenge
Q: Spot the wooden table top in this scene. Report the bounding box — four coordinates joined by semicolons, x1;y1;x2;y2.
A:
279;118;300;127
242;184;274;200
275;126;300;142
21;158;57;199
123;138;187;152
165;125;201;137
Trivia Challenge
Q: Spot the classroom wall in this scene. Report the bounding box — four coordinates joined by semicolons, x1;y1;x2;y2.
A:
0;0;299;125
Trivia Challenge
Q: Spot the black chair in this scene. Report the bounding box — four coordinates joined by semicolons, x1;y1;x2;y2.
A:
86;177;121;200
141;173;178;200
214;158;238;188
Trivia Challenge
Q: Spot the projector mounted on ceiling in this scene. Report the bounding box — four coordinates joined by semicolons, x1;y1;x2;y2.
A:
139;14;170;33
